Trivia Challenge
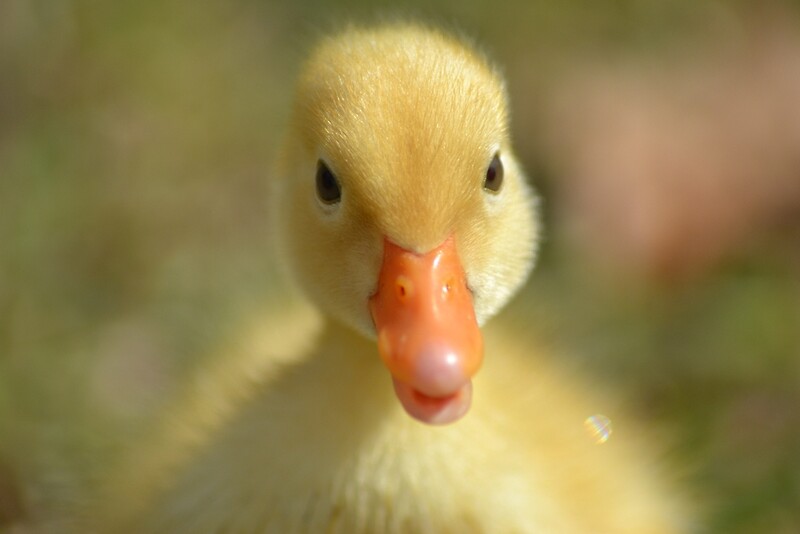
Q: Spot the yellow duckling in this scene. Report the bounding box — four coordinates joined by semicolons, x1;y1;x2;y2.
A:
93;24;691;533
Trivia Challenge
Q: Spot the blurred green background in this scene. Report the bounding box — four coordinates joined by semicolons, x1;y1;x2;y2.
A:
1;0;799;532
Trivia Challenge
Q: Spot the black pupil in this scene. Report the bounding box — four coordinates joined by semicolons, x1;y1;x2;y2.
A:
484;154;503;192
316;161;341;203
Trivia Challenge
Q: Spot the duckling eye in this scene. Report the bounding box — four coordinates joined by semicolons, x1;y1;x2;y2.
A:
483;153;504;193
316;160;341;204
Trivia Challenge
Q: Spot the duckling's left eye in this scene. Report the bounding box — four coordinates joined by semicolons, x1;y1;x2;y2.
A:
484;154;504;193
316;160;341;204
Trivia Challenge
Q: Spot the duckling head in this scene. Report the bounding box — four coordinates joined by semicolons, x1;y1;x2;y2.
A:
274;25;540;424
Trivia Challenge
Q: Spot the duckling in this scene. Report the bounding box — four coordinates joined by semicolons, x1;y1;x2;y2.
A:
93;24;691;533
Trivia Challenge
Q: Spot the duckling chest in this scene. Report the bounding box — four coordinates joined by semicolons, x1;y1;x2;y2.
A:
141;358;553;534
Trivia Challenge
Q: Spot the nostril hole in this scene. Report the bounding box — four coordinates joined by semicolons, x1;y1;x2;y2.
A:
442;277;455;298
395;276;413;301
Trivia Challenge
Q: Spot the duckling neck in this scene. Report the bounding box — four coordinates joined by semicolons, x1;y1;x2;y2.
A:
196;318;405;462
276;318;401;429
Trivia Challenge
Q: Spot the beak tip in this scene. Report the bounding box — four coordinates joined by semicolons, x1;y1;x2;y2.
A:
412;343;472;397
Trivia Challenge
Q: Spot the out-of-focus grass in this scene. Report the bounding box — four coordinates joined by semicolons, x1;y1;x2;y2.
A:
1;0;798;531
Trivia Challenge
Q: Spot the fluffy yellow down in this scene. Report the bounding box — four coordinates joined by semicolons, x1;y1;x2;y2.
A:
89;24;693;534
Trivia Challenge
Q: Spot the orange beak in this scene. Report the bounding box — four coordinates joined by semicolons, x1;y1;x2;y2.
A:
369;236;483;425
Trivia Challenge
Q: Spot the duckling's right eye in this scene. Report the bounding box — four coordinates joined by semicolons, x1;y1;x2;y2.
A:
316;160;341;204
483;153;504;193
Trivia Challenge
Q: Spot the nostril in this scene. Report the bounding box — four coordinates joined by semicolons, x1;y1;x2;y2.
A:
395;275;413;301
442;276;455;299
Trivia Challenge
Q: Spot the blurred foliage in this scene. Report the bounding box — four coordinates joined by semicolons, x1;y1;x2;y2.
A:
1;0;799;532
